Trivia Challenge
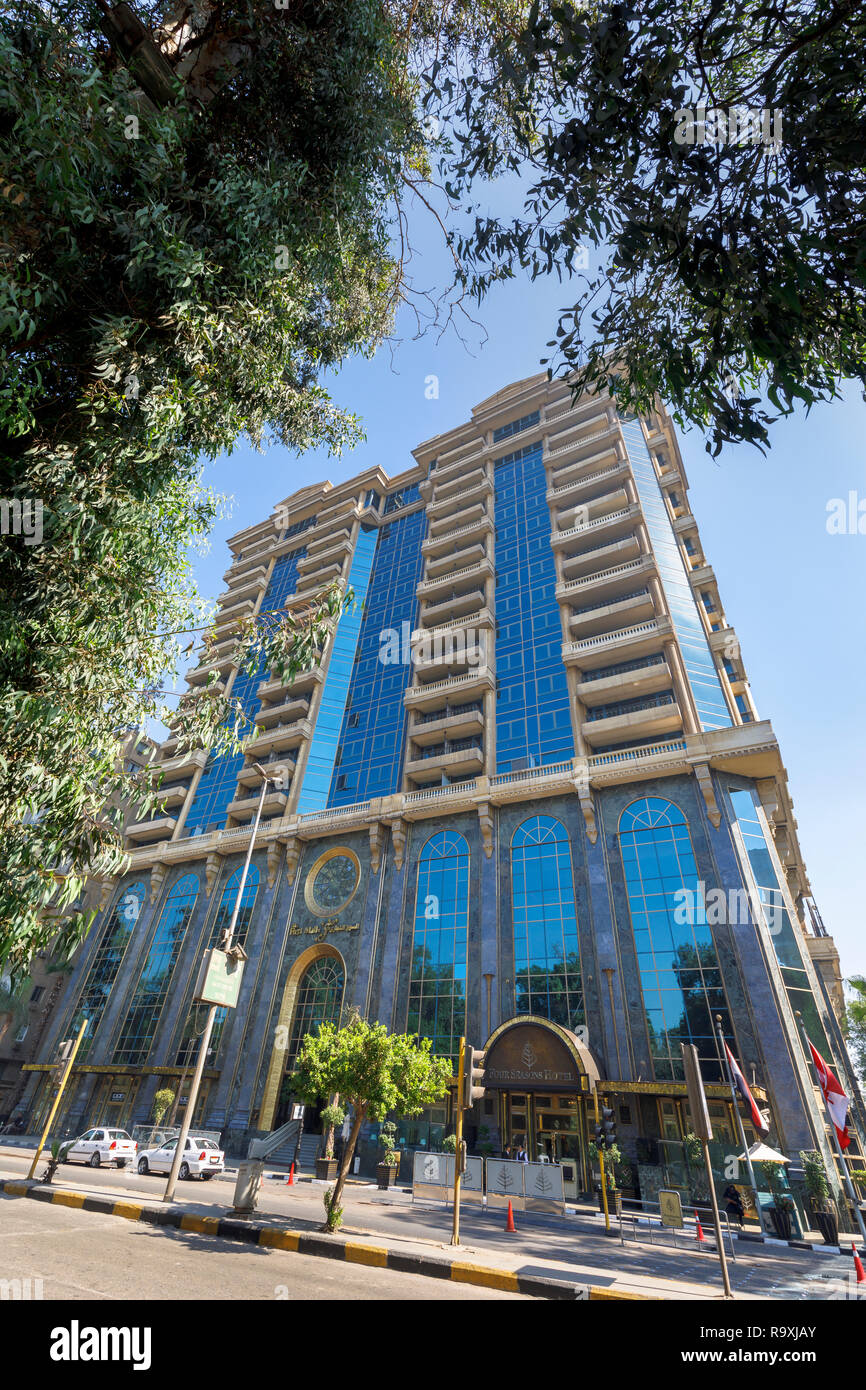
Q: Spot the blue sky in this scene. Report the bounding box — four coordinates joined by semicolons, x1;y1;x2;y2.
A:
182;206;866;982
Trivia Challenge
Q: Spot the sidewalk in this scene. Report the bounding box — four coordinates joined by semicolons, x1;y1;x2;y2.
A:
5;1152;842;1301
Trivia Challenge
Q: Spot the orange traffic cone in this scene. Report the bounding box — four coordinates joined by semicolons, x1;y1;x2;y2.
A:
694;1209;705;1245
505;1199;516;1233
853;1246;865;1284
286;1162;295;1186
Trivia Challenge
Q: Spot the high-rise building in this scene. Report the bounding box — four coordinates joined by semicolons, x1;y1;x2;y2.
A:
22;373;861;1209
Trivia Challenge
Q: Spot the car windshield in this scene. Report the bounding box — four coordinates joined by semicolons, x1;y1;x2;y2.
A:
192;1139;218;1150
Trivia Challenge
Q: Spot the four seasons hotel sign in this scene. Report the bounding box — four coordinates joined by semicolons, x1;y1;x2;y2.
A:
483;1020;592;1092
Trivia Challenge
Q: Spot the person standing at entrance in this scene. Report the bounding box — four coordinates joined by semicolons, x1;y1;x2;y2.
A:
516;1143;529;1163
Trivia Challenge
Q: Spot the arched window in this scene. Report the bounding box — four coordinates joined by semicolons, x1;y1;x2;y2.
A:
69;881;146;1059
174;865;261;1066
511;816;583;1029
407;831;470;1066
619;797;734;1081
285;955;346;1075
113;873;199;1066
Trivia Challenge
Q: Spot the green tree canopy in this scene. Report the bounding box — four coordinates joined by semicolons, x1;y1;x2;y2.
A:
429;0;866;454
290;1013;452;1225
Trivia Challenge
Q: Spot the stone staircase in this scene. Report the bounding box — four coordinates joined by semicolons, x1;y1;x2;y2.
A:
267;1129;320;1170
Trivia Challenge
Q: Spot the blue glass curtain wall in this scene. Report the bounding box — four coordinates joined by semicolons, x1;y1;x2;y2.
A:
297;525;378;812
619;796;735;1081
494;441;574;770
619;419;731;731
113;874;200;1065
183;550;306;836
728;787;831;1057
511;815;584;1029
67;882;146;1060
407;831;470;1066
174;865;260;1066
327;508;426;805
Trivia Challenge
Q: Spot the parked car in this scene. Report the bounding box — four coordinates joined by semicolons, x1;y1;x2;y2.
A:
136;1135;225;1180
64;1127;137;1168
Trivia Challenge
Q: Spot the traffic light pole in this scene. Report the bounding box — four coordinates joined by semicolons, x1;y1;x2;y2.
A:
451;1036;465;1247
593;1084;611;1232
27;1016;89;1180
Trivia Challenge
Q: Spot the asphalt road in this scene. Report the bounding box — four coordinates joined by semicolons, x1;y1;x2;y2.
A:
0;1192;528;1301
2;1147;858;1301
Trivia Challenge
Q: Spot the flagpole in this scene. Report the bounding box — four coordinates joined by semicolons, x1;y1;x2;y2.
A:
795;1012;866;1245
715;1015;761;1230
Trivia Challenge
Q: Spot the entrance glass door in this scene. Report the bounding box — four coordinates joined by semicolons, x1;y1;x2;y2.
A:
534;1094;587;1197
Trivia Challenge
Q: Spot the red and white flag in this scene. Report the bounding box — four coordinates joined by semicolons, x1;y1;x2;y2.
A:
724;1042;770;1134
808;1042;850;1150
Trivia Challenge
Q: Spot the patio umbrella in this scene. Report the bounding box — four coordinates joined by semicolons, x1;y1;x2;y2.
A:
737;1141;791;1164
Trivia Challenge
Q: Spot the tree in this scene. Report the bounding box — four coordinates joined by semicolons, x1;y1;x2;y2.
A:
430;0;866;454
290;1013;451;1230
0;0;522;972
151;1087;175;1126
844;976;866;1083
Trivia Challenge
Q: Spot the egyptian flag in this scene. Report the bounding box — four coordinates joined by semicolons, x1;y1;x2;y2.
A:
724;1042;770;1134
808;1041;851;1150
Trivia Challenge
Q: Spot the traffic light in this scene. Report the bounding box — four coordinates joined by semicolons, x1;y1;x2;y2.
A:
51;1039;75;1088
601;1105;617;1149
594;1122;605;1149
462;1046;486;1109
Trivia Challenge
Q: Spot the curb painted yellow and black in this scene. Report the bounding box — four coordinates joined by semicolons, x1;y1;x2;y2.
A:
1;1178;654;1300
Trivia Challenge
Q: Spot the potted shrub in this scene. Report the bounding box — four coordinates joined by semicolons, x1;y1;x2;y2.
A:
315;1103;345;1181
441;1132;458;1154
39;1140;71;1184
760;1160;795;1240
476;1125;495;1159
800;1149;839;1246
376;1121;400;1189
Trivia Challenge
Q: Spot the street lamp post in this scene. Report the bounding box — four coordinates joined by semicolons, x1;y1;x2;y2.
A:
162;767;275;1203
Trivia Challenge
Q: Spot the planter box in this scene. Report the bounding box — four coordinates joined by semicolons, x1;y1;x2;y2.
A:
377;1163;398;1190
315;1157;338;1181
814;1209;839;1246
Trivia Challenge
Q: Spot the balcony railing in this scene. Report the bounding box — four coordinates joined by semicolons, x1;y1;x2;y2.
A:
416;701;484;725
572;587;649;617
416;738;483;760
579;653;667;683
586;691;676;722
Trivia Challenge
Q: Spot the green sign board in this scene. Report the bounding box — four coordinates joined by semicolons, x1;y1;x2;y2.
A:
193;949;244;1008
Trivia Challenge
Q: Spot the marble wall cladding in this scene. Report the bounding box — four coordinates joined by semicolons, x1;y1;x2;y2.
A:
37;773;830;1158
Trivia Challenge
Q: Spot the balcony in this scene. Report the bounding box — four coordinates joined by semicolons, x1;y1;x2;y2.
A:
427;499;489;539
559;533;642;577
576;655;671;707
297;535;352;571
412;632;488;682
155;748;208;780
257;664;325;701
562;615;672;669
410;701;485;746
254;696;311;728
546;458;629;506
294;560;344;593
551;502;640;550
220;562;268;591
126;816;177;843
556;555;652;602
429;465;488;506
420;587;488;625
422;515;494;557
227;788;289;819
247;717;312;756
555;484;631;533
546;420;619;473
424;540;487;580
568;587;655;637
581;692;681;747
186;651;237;686
149;783;190;811
305;526;351;555
405;740;485;785
213;595;257;632
418;557;492;596
236;756;295;788
404;666;495;711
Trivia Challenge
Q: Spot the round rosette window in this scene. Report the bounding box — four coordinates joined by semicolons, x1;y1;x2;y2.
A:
304;848;361;917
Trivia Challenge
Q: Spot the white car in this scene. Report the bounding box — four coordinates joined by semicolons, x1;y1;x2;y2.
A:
136;1135;225;1180
64;1127;137;1169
